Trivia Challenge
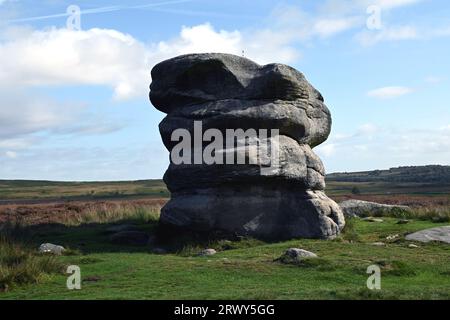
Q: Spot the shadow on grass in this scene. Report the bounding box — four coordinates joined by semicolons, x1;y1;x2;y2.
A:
1;219;271;256
2;219;157;255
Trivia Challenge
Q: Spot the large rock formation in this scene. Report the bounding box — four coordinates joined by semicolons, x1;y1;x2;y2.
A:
150;53;345;240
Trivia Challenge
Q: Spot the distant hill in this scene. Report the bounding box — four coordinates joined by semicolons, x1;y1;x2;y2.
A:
1;165;450;202
327;165;450;184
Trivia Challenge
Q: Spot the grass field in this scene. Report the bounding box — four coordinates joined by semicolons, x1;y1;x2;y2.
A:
0;180;169;201
1;215;449;299
0;179;449;300
2;178;450;202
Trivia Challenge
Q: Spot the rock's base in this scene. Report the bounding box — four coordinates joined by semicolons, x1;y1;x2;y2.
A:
160;185;345;240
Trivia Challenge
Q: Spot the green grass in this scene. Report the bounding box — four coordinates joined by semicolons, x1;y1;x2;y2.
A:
0;236;65;291
2;178;450;201
325;180;450;196
0;180;169;201
0;216;449;300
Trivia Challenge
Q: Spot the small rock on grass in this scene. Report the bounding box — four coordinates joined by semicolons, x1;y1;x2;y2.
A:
38;243;66;255
386;234;400;241
405;226;450;244
198;249;217;256
371;242;386;246
397;219;410;225
362;217;384;223
276;248;318;264
408;244;419;248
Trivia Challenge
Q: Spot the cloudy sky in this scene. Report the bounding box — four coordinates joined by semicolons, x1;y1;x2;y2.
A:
0;0;449;181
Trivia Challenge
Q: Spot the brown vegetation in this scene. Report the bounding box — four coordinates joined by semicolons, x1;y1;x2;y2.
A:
0;198;167;226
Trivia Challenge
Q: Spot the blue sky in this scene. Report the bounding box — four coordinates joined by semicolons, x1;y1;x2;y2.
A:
0;0;449;181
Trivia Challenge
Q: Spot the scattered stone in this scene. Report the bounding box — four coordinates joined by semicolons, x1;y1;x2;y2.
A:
199;249;217;256
339;199;410;218
109;231;149;246
386;234;400;241
397;219;410;225
408;244;419;248
38;243;66;255
150;53;345;240
405;226;450;244
362;217;384;223
371;242;386;246
280;248;318;263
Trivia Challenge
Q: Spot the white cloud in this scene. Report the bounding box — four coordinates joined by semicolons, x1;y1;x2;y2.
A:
313;17;361;37
0;137;35;149
370;0;422;10
432;26;450;37
0;27;150;100
319;0;422;15
317;124;450;172
425;76;444;84
357;123;379;135
5;150;17;158
0;22;304;158
367;86;414;99
356;25;417;46
270;4;362;41
0;88;124;155
0;23;303;101
316;143;336;157
3;4;429;105
0;90;76;139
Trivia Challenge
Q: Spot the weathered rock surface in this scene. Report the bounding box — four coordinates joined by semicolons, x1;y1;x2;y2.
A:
198;249;217;256
164;136;326;192
150;53;344;240
276;248;318;264
285;248;317;259
38;243;65;255
159;99;331;149
405;226;450;244
161;188;344;239
339;199;410;218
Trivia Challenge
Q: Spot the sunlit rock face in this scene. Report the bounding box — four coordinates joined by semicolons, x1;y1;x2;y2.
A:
150;53;344;240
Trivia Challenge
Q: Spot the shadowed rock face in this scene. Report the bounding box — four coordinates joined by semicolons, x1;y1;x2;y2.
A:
150;53;345;240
